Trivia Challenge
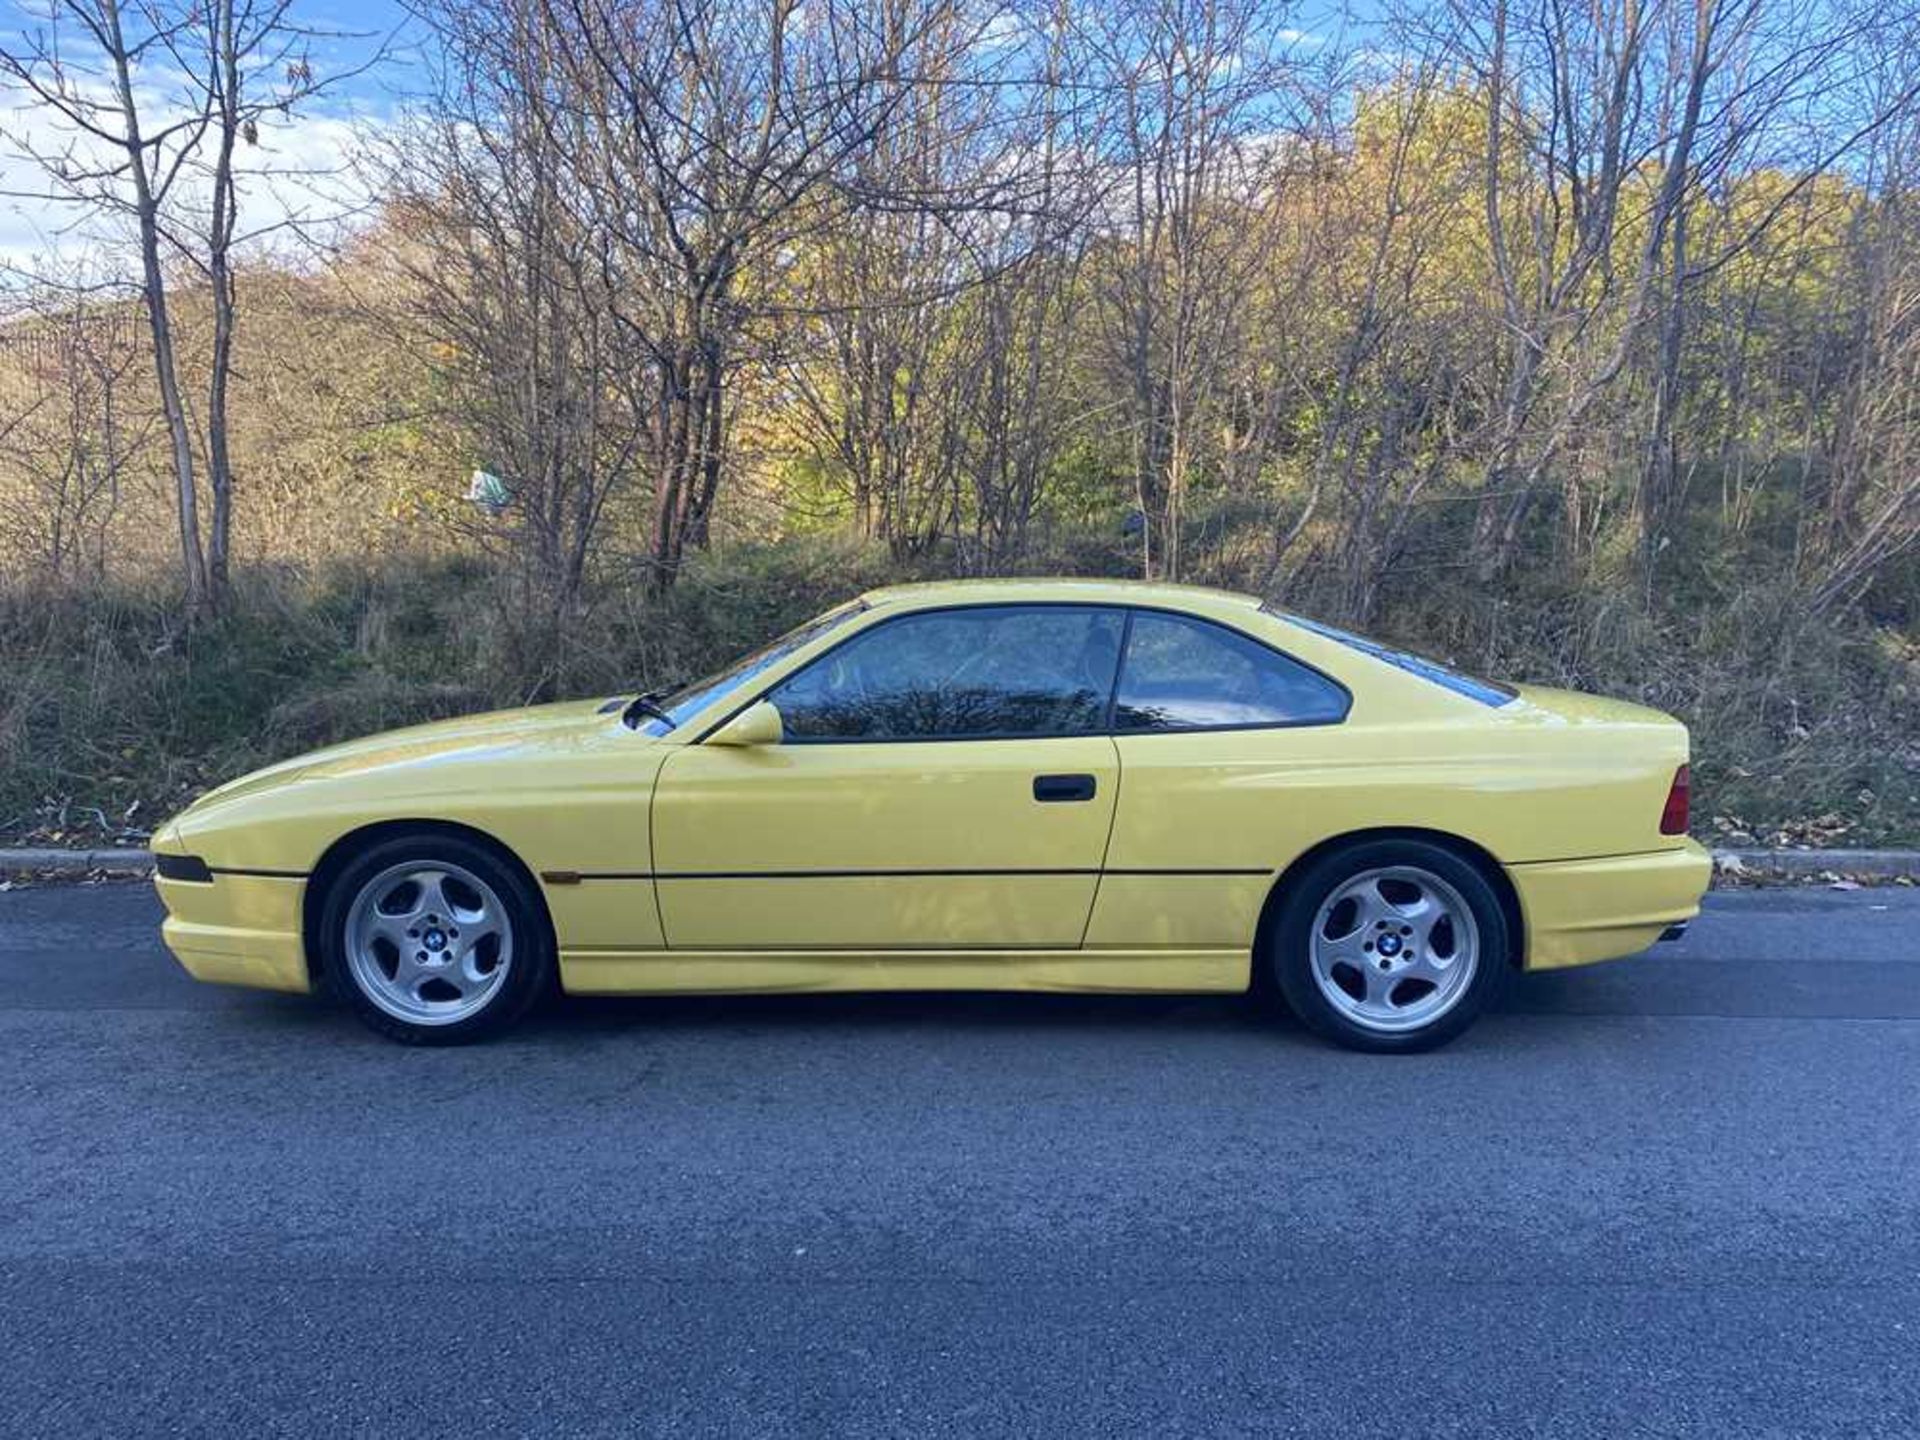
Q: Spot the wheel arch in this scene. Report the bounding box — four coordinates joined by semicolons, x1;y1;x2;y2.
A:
301;818;557;987
1250;826;1525;984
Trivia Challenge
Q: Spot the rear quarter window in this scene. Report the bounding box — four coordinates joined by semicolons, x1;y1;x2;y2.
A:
1114;611;1349;731
1266;605;1516;708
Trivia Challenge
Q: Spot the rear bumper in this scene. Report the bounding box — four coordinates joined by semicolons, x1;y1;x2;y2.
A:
1507;840;1711;971
156;872;313;994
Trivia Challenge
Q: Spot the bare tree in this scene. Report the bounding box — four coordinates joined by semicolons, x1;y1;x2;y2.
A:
387;0;649;627
1082;0;1318;580
1800;84;1920;614
779;0;1099;568
518;0;969;591
1419;0;1914;583
1;0;366;615
0;287;149;578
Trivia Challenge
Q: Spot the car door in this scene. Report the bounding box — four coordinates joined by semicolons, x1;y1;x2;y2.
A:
650;604;1126;950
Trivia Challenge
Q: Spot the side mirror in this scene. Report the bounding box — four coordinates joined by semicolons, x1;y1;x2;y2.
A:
706;700;784;747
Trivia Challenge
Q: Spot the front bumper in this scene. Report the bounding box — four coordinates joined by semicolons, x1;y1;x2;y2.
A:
155;871;312;994
1507;839;1712;971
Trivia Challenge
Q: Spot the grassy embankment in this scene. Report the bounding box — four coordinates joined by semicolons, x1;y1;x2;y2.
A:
3;533;1914;849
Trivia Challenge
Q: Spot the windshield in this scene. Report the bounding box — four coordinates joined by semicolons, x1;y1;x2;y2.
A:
630;600;869;735
1264;604;1516;707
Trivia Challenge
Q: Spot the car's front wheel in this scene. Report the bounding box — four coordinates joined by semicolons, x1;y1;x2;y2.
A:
318;834;552;1044
1266;839;1510;1053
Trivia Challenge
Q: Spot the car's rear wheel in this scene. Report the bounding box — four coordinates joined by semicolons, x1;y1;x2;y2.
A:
1266;839;1509;1053
318;834;552;1044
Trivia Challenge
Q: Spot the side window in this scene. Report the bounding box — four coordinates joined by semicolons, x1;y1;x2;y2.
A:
1114;612;1348;731
771;606;1126;741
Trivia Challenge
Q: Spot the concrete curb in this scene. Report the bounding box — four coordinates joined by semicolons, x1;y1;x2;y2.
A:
2;845;1917;879
0;847;153;874
1712;848;1920;879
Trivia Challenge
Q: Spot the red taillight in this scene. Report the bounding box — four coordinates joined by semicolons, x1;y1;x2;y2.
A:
1660;764;1690;835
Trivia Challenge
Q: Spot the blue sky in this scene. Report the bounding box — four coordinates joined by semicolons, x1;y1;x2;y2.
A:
0;0;1377;274
0;0;409;269
293;0;1378;106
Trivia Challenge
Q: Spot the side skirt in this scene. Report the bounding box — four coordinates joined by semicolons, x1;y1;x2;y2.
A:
559;947;1251;996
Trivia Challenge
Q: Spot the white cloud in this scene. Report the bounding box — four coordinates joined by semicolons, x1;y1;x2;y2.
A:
0;47;386;283
977;11;1026;49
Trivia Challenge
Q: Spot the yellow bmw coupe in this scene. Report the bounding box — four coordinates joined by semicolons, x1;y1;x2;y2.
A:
151;579;1709;1051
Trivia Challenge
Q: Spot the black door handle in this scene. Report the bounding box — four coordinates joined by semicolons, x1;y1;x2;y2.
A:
1033;773;1097;803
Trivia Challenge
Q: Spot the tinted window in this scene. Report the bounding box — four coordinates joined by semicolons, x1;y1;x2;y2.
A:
772;605;1126;740
1114;612;1347;731
1267;604;1515;707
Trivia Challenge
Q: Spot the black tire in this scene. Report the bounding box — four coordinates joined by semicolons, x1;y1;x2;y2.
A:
1264;838;1510;1054
316;832;554;1045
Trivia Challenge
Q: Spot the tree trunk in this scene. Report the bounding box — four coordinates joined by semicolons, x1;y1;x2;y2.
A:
202;0;241;612
105;0;207;619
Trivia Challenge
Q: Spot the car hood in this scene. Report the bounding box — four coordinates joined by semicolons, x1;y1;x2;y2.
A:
182;697;632;809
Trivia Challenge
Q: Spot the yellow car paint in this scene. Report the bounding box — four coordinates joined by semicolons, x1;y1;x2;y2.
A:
156;870;310;993
1508;844;1713;970
560;947;1251;996
150;577;1710;1001
651;734;1120;948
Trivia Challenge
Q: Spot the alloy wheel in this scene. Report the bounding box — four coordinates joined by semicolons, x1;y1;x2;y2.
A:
1308;865;1480;1035
343;860;514;1026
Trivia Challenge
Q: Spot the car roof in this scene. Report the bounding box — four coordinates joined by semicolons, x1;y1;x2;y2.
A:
857;577;1264;612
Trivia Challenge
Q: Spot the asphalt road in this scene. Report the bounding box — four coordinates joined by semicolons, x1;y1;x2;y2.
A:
3;883;1918;1438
